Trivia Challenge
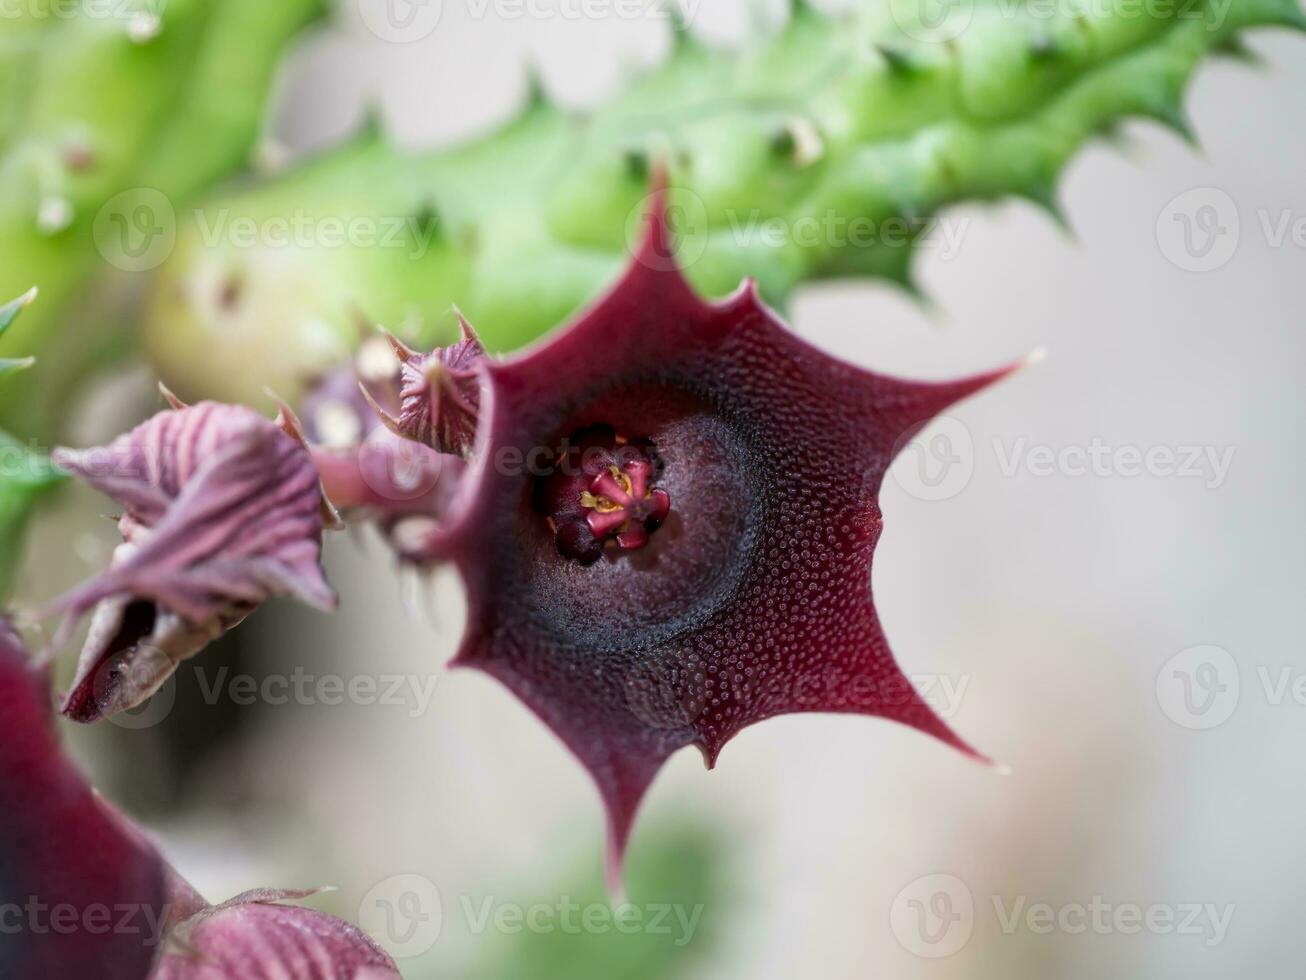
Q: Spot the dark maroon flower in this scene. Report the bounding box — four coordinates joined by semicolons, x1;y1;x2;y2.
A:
362;319;485;459
434;185;1029;887
0;620;168;979
1;623;400;980
50;398;339;723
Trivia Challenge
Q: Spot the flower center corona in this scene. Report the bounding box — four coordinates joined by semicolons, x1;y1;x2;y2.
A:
538;426;672;565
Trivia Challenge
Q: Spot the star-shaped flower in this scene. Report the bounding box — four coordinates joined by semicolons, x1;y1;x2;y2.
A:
431;185;1029;887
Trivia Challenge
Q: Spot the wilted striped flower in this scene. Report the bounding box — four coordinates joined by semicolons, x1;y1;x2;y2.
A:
49;396;339;723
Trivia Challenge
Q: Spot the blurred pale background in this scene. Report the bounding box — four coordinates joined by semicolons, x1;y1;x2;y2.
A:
20;1;1306;977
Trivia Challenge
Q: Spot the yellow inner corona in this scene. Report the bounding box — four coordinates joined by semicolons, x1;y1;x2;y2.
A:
580;465;634;513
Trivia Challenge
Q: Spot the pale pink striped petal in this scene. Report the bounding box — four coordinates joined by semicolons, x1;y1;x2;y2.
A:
50;401;336;723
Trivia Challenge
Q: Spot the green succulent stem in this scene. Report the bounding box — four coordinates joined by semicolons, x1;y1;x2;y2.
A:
0;289;65;601
0;0;329;436
141;0;1304;405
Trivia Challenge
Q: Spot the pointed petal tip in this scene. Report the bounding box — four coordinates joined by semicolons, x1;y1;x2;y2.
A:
453;307;484;350
695;737;720;771
604;828;629;902
381;329;417;363
721;277;763;312
358;382;404;436
937;726;993;767
61;693;106;725
263;386;298;422
158;382;188;410
49;445;79;470
320;496;345;532
297;572;339;613
1022;346;1048;369
989;346;1046;383
952;347;1046;396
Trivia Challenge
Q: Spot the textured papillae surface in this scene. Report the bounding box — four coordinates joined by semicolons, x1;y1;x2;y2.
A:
51;401;337;723
140;0;1306;404
441;188;1025;883
0;622;168;979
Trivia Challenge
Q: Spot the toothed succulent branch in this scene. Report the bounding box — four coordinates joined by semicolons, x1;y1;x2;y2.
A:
0;0;330;437
143;0;1304;405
